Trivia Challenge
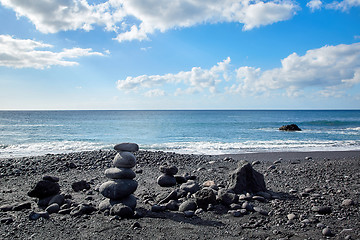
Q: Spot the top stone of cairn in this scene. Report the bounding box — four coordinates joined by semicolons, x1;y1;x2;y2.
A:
114;143;139;152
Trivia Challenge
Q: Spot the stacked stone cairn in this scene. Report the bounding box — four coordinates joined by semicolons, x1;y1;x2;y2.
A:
157;165;179;187
99;143;139;218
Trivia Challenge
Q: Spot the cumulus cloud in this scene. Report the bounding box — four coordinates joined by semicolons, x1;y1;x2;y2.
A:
116;57;231;94
144;89;166;97
0;34;104;69
228;42;360;97
0;0;299;42
307;0;322;11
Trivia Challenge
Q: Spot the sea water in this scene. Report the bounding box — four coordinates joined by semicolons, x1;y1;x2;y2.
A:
0;110;359;158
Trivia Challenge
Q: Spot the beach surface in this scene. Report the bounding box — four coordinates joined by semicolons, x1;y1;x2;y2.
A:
1;150;359;239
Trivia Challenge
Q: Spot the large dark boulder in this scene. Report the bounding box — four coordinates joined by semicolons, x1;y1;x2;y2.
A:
228;161;266;194
279;124;301;131
28;180;60;199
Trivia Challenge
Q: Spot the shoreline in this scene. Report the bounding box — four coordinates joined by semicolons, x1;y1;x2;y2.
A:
1;148;359;239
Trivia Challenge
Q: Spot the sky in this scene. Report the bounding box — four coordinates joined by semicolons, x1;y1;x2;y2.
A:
0;0;360;110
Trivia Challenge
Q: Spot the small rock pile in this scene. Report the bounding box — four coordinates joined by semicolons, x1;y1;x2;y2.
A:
99;143;139;218
157;165;178;187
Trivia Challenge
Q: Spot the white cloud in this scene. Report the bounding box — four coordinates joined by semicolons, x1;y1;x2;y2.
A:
0;0;299;42
326;0;360;11
229;42;360;97
0;34;104;69
307;0;322;11
144;89;165;97
116;57;231;94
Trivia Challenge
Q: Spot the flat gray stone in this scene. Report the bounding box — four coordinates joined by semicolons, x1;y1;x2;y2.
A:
110;203;134;218
45;203;60;214
113;152;136;168
105;168;136;179
114;143;139;152
99;179;138;200
180;180;200;194
179;200;197;212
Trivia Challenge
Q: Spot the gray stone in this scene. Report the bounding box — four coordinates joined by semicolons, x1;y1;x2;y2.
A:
228;161;266;194
195;188;216;210
98;195;137;211
113;152;136;168
287;213;296;220
342;199;354;206
45;203;60;214
179;200;197;212
159;165;178;175
165;200;179;211
71;180;90;192
184;210;195;218
322;227;334;237
28;180;60;199
99;180;138;199
110;203;134;218
311;206;332;214
180;180;200;194
217;189;238;206
242;201;254;212
48;194;65;206
157;174;177;187
29;211;49;220
253;206;269;216
70;204;96;216
158;190;179;204
252;195;266;202
114;143;139;152
105;168;136;179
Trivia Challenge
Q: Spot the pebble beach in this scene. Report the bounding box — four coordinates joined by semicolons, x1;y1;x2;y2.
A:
1;149;359;239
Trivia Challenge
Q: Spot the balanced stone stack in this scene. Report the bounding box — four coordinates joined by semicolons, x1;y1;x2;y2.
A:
99;143;139;217
157;165;178;187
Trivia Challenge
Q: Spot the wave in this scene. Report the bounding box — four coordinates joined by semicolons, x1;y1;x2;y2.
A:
304;120;359;126
0;141;112;158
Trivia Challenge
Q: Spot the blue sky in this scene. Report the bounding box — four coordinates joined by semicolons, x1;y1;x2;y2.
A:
0;0;359;110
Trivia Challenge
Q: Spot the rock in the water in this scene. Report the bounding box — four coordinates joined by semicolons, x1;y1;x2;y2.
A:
71;180;90;192
110;203;134;218
157;174;177;187
179;200;197;212
228;161;267;194
195;188;217;210
159;165;178;175
114;143;139;152
99;180;138;200
180;180;200;194
98;195;137;211
105;168;136;179
45;203;60;214
279;124;301;131
28;180;60;199
113;152;136;168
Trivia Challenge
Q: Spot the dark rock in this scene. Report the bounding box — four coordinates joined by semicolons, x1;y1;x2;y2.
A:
99;180;138;199
45;203;60;214
71;180;90;192
180;180;200;194
157;174;177;187
66;162;77;169
42;175;59;182
217;189;238;206
29;211;49;220
105;168;136;179
37;195;54;208
110;203;134;218
0;217;13;224
98;195;137;211
12;201;32;211
151;204;165;212
228;161;266;194
165;200;179;211
174;175;187;184
184;210;195;218
179;200;197;212
322;227;334;237
0;204;13;212
28;180;60;198
48;194;65;206
311;206;332;214
70;204;96;216
279;124;301;131
195;188;217;210
114;143;139;152
160;165;178;175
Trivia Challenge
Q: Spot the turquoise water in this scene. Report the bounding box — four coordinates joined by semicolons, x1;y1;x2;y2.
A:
0;110;359;157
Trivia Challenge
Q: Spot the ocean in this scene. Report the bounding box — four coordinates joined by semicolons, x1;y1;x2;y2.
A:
0;110;359;158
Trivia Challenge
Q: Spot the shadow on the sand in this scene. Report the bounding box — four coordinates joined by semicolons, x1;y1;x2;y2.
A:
144;210;224;227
